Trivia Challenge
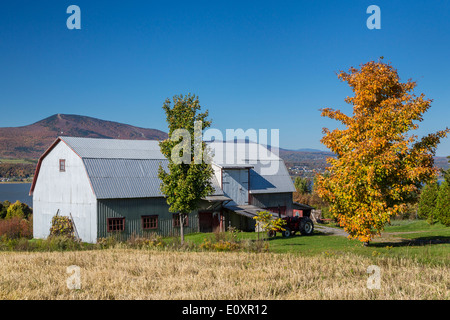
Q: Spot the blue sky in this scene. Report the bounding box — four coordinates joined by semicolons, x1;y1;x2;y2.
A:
0;0;449;156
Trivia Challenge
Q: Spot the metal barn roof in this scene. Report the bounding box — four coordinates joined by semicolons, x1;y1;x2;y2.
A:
83;158;169;199
60;136;224;199
61;136;165;160
83;157;224;199
249;160;295;194
207;141;281;165
31;137;293;198
207;141;296;194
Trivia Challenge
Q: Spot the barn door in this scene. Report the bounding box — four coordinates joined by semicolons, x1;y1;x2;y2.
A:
222;169;249;205
198;211;220;233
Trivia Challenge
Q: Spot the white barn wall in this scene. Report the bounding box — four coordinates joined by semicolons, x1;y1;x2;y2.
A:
33;141;97;243
212;164;222;188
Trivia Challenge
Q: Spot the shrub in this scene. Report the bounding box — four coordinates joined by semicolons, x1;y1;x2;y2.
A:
435;180;450;226
46;236;83;251
13;237;32;251
0;201;11;219
293;192;329;210
49;215;75;239
395;203;418;220
0;216;32;239
418;180;440;224
126;233;164;249
294;177;312;194
96;236;118;249
5;201;32;220
0;203;5;220
199;238;240;252
240;239;269;253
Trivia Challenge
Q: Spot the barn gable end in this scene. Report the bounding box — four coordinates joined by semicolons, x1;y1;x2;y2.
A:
31;139;97;243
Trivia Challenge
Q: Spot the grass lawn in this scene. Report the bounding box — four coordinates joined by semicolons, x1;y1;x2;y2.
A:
383;219;450;236
184;219;450;265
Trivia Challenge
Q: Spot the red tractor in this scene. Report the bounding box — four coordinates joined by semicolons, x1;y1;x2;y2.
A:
267;216;314;238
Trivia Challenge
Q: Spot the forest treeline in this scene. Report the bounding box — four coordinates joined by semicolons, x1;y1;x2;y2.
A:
0;163;35;179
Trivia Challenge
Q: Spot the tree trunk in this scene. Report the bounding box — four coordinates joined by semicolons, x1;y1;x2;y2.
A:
180;213;185;246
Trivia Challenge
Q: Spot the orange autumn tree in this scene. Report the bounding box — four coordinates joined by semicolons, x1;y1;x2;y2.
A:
316;59;449;244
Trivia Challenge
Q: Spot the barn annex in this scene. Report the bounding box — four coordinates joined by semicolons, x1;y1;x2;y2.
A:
30;136;300;243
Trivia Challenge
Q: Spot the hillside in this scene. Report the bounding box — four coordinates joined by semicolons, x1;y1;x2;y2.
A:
0;114;168;159
0;114;447;180
279;148;336;176
282;148;449;178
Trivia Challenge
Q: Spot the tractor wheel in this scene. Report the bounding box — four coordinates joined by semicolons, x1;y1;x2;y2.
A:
267;230;276;238
299;217;314;236
282;227;291;238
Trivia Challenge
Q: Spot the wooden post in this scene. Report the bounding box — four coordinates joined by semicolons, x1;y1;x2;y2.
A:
219;210;224;232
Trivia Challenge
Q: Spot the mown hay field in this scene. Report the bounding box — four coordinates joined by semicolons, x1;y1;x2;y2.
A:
0;248;448;300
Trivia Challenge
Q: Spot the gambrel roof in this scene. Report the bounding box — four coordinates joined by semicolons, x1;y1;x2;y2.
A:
30;137;223;200
30;137;294;199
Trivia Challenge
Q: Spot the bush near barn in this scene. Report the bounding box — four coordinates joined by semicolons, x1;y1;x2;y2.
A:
49;215;76;240
0;201;33;240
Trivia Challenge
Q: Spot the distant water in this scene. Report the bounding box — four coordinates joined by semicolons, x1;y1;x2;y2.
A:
0;183;32;207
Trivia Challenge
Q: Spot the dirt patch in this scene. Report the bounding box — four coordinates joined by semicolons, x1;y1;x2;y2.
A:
315;225;349;237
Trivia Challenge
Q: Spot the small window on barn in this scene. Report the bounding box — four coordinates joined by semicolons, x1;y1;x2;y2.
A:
173;213;188;227
107;217;125;232
142;215;158;230
59;159;66;172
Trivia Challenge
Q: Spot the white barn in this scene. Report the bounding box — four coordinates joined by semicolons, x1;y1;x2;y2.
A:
30;136;297;243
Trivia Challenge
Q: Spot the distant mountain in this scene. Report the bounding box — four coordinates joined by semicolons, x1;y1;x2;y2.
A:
0;114;168;159
0;114;447;176
294;148;324;152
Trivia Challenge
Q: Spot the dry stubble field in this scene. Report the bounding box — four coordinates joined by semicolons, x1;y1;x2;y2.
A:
0;248;448;300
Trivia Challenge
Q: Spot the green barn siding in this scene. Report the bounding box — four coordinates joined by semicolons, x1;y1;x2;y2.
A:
250;193;293;214
223;210;256;232
97;198;199;239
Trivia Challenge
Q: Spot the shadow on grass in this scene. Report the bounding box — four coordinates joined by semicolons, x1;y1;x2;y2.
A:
369;236;450;248
265;231;327;245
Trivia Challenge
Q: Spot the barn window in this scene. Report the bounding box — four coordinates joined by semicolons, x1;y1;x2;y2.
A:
142;215;158;230
107;217;125;232
59;159;66;172
173;213;188;227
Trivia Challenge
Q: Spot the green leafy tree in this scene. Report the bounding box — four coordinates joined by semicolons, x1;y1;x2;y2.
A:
158;94;214;245
294;177;312;194
253;211;286;241
418;180;440;224
5;201;32;220
442;156;450;184
0;203;6;220
0;201;11;219
435;180;450;226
